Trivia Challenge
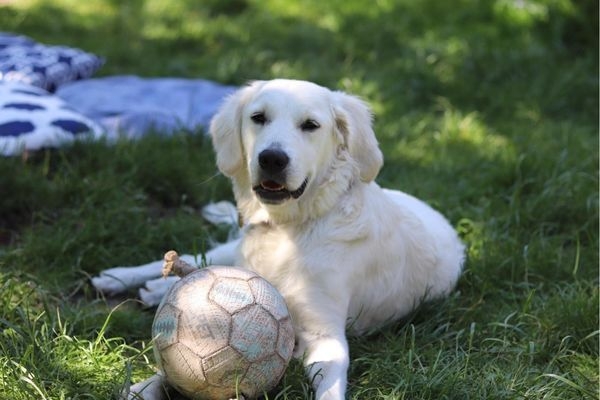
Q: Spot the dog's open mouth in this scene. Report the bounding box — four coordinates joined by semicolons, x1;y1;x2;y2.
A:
253;178;308;204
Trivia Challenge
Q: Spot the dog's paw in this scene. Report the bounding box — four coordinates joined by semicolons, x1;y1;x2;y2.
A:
92;261;165;295
139;276;179;306
123;373;167;400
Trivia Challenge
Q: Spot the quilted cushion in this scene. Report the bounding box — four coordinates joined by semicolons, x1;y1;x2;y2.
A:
0;32;104;92
0;81;104;156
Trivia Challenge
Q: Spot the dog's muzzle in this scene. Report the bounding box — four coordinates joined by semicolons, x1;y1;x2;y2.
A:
253;148;308;204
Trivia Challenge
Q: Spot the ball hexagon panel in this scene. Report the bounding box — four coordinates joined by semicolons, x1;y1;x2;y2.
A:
180;301;233;358
202;345;249;388
209;277;254;314
159;342;207;392
276;316;295;361
231;304;278;362
248;276;290;321
152;302;181;351
244;355;287;394
208;265;259;281
173;272;214;307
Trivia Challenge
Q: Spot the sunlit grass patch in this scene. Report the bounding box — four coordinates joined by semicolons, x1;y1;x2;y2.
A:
0;273;152;400
400;103;516;167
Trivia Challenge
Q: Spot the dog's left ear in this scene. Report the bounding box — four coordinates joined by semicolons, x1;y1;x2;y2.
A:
333;92;383;182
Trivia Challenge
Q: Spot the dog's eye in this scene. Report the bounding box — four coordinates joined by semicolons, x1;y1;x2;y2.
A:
300;119;320;132
251;112;267;125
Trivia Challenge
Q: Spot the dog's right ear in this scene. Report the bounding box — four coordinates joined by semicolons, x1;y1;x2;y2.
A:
210;83;259;177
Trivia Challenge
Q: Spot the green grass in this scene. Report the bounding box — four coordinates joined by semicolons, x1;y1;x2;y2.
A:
0;0;597;399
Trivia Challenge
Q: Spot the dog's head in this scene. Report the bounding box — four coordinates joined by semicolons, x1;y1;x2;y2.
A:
210;79;383;221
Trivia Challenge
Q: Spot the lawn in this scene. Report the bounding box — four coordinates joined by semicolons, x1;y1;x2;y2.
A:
0;0;598;399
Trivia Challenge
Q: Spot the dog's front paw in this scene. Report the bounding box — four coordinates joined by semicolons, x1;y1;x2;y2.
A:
92;261;165;295
123;373;167;400
139;276;179;306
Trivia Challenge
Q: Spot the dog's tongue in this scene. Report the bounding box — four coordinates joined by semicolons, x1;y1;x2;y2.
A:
261;180;285;191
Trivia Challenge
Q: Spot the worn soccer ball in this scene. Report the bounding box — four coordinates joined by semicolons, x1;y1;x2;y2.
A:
152;266;295;400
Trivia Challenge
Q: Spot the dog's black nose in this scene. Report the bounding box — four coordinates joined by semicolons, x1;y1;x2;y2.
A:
258;149;289;174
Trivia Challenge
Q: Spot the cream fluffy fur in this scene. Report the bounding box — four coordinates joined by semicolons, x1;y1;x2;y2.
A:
94;79;464;400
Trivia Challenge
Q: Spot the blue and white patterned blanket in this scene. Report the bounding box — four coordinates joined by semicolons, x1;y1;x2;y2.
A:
0;32;237;156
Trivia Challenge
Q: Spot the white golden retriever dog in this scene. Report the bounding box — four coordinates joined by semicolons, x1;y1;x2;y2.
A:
93;79;464;400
